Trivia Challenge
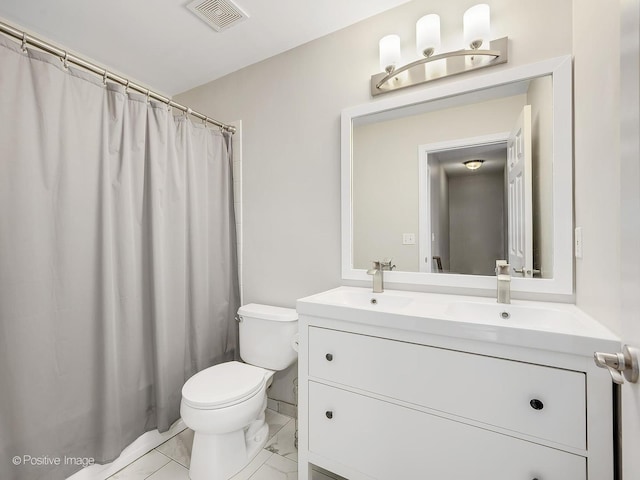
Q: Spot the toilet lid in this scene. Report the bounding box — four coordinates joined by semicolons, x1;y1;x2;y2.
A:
182;361;266;409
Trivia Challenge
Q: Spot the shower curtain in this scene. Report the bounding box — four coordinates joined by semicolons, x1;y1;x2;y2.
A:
0;36;240;480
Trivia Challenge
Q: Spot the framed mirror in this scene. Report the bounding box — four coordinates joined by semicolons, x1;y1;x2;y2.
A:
341;56;573;295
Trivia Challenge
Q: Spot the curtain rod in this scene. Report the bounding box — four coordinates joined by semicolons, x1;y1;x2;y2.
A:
0;20;235;134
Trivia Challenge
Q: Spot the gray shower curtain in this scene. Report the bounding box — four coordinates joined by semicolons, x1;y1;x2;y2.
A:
0;36;240;480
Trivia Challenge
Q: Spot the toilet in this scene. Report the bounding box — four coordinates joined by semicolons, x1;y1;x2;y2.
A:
180;303;298;480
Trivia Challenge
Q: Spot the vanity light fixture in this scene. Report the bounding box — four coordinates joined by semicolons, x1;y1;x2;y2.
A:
372;4;508;97
463;159;484;170
379;34;401;73
463;4;491;49
416;14;441;58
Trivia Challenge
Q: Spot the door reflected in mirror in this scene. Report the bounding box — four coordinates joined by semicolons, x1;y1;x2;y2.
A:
426;141;508;276
352;75;553;279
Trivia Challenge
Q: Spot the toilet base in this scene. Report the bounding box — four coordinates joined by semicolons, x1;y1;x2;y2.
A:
187;400;269;480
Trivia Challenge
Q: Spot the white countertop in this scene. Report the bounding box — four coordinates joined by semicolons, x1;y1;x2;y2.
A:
296;286;620;357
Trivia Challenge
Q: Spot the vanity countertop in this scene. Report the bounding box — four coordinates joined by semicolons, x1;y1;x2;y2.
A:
296;286;620;357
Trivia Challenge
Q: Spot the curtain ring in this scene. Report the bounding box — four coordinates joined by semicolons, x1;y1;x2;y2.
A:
166;100;172;112
125;80;130;94
102;71;108;87
186;107;193;117
203;118;208;128
146;89;151;104
61;51;69;70
21;33;28;52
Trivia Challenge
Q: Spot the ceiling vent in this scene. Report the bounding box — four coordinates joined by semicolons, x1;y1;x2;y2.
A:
186;0;249;32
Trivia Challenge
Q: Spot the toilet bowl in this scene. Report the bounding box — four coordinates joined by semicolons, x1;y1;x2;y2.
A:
180;304;298;480
181;361;274;480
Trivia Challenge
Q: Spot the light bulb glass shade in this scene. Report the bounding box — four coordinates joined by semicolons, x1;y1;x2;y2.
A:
463;4;490;49
379;34;401;72
416;14;441;57
464;159;484;170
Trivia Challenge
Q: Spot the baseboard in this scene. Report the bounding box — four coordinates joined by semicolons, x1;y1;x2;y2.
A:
66;419;186;480
267;398;297;419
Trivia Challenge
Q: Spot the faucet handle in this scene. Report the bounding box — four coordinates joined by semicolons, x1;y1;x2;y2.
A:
513;267;541;276
495;260;510;276
381;258;396;270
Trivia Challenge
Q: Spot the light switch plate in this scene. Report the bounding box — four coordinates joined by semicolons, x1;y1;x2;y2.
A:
403;233;416;245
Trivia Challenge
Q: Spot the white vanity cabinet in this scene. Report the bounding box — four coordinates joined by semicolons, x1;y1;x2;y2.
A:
297;287;620;480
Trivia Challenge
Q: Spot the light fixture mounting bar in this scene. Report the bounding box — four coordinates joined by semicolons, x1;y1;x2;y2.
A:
371;36;508;97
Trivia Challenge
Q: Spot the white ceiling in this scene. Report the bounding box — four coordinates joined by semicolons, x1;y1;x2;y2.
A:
0;0;412;96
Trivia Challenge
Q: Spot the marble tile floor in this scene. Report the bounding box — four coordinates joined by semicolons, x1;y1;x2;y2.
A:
107;409;343;480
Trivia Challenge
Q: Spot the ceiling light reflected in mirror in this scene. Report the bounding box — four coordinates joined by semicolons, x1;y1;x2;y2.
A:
463;159;485;170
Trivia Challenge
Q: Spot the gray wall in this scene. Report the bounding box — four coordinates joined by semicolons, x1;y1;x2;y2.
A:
448;171;506;275
175;0;573;308
174;0;574;402
430;163;450;271
573;1;622;334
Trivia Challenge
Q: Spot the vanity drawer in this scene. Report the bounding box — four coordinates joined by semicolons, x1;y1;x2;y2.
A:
308;326;586;449
309;381;585;480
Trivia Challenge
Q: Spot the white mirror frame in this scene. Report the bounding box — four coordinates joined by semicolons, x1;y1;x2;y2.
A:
341;56;573;296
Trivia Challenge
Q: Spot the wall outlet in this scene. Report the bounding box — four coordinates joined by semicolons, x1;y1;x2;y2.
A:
402;233;416;245
575;227;583;258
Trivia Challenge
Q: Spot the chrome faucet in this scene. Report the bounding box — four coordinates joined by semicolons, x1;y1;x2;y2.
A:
367;258;396;293
495;260;511;304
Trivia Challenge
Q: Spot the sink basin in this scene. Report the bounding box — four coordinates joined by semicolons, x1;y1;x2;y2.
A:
308;289;414;310
296;287;620;357
296;287;620;356
445;301;579;328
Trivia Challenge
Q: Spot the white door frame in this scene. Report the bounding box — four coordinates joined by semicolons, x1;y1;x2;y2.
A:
418;132;510;273
620;0;640;477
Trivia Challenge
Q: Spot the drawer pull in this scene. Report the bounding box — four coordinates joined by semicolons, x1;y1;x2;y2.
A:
325;353;333;361
530;399;544;410
325;410;333;419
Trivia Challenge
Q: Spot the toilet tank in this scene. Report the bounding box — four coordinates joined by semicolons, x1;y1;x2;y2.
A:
238;303;298;371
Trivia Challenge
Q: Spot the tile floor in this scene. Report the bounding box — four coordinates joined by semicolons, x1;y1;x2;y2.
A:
106;410;342;480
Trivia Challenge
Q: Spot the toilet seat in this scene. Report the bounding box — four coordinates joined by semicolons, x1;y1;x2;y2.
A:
182;361;266;410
